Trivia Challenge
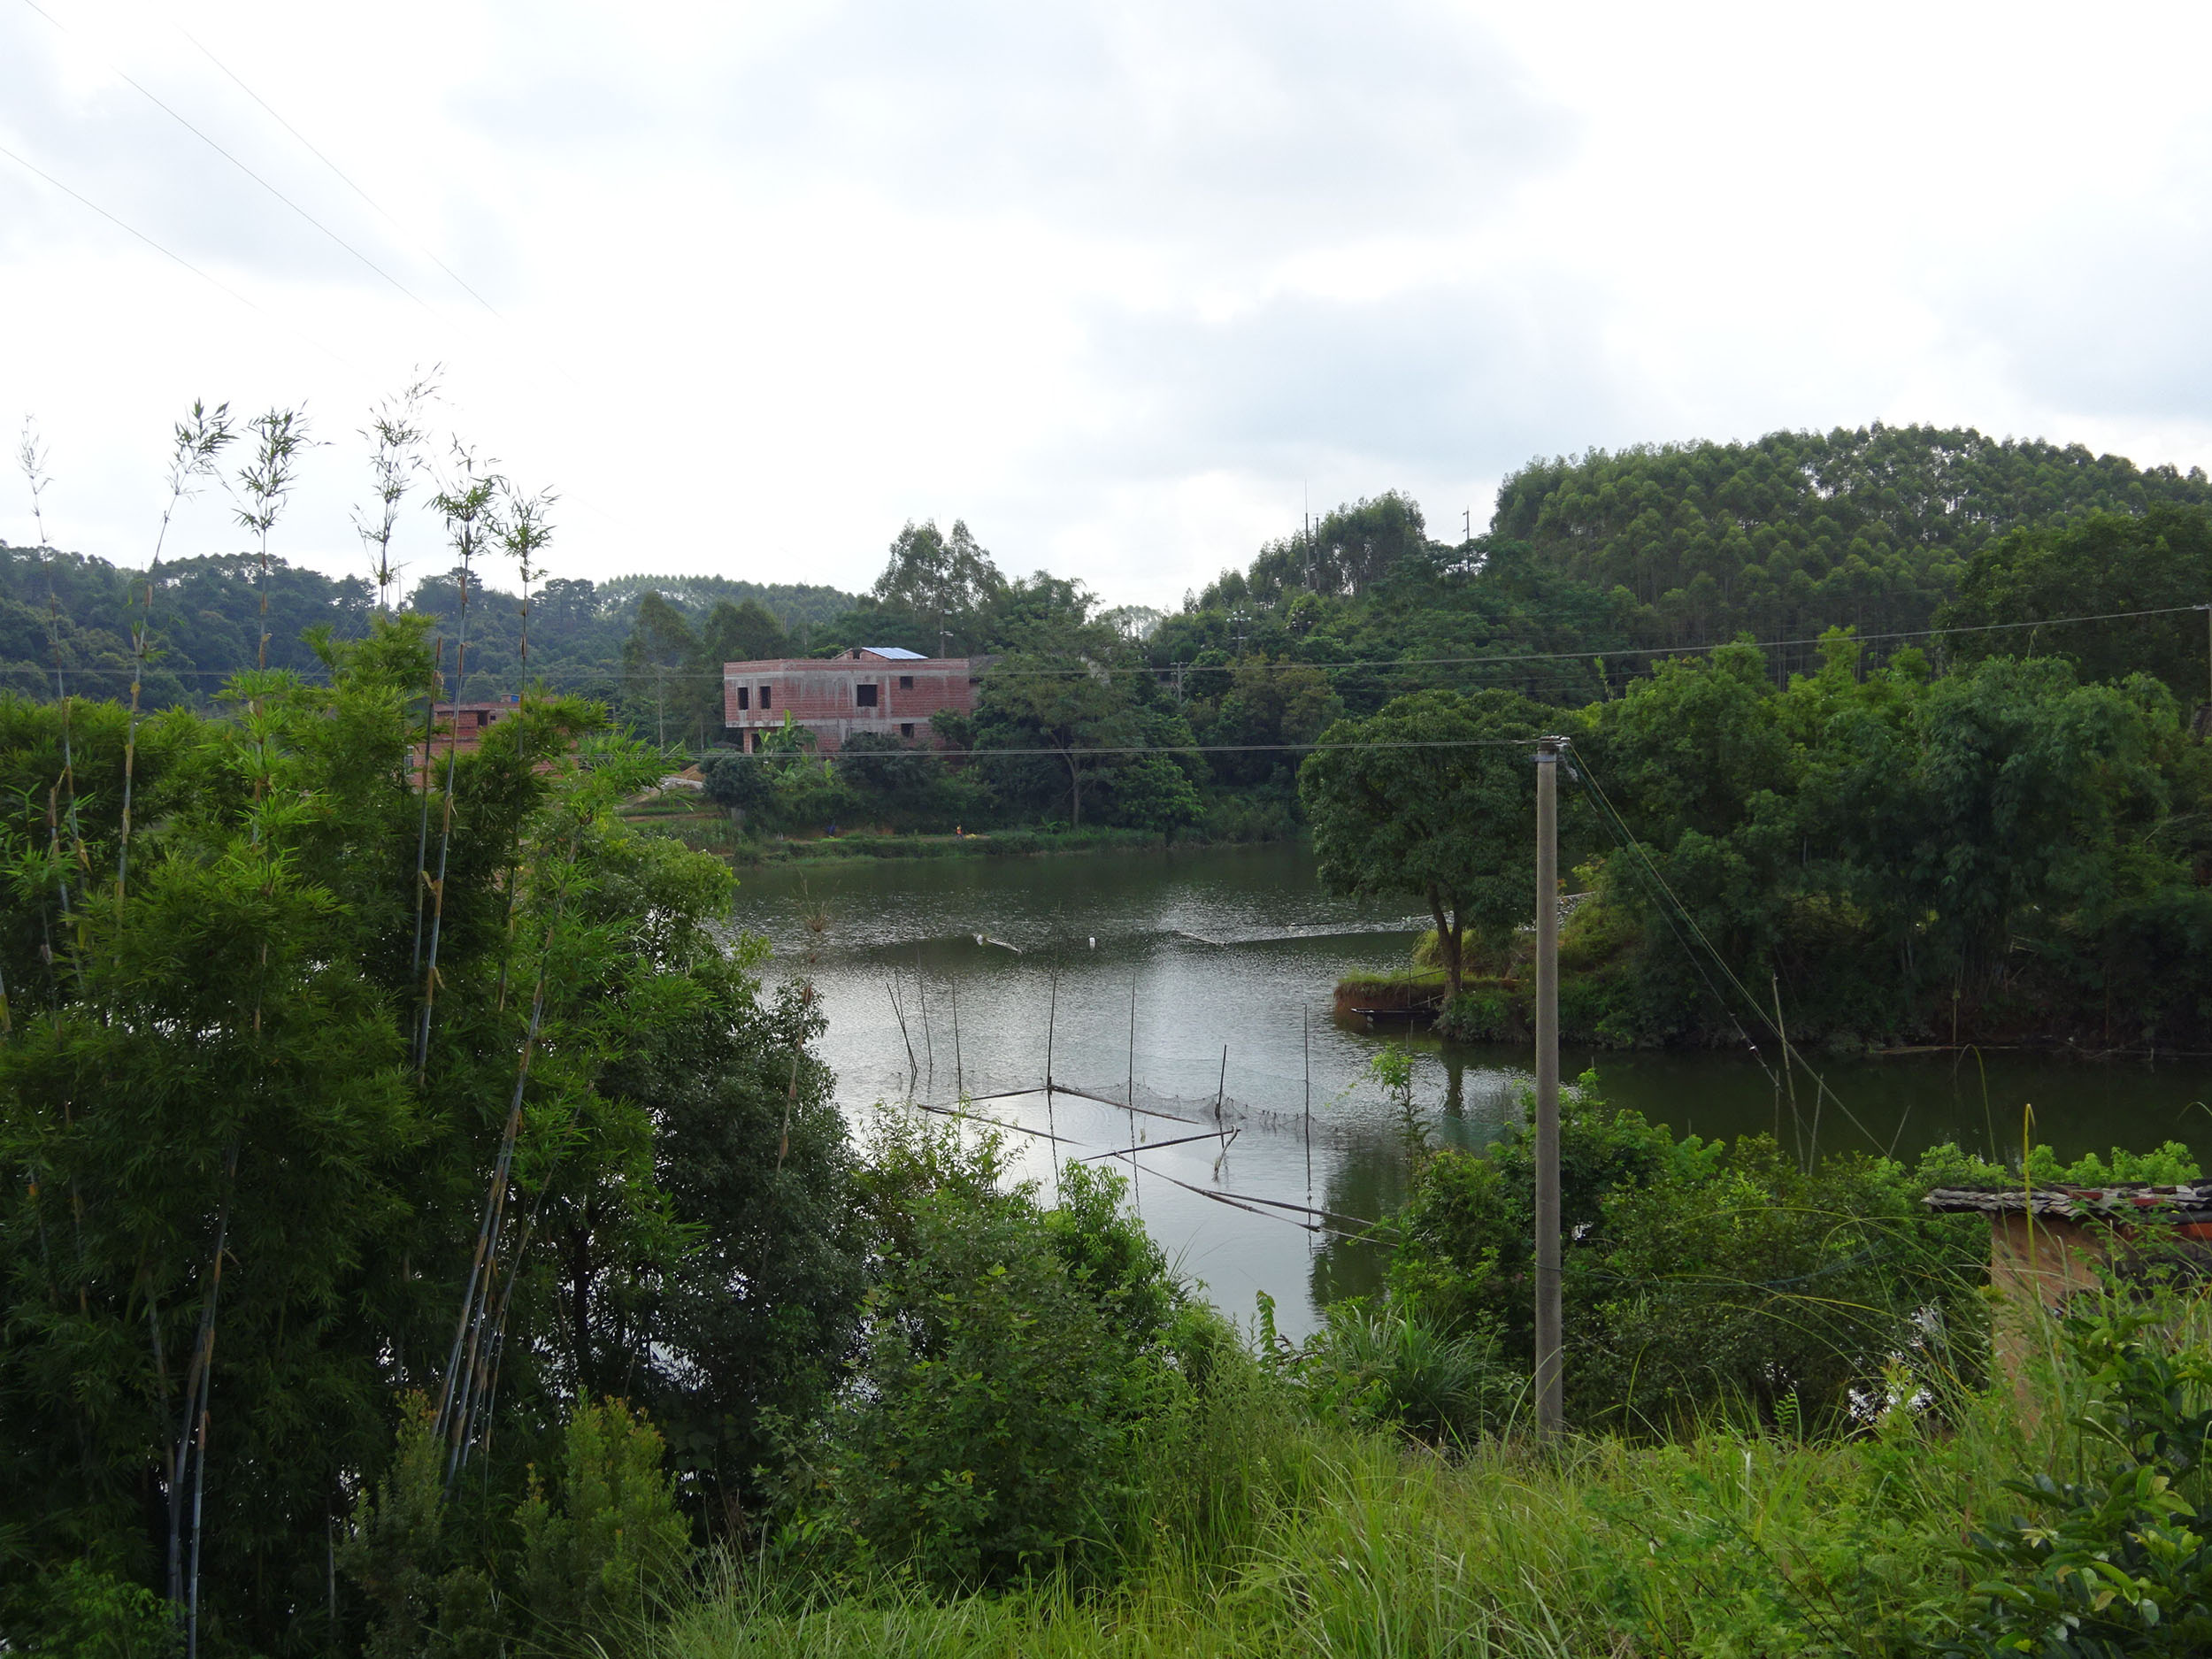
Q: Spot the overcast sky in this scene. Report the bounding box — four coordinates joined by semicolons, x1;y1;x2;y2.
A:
4;0;2210;611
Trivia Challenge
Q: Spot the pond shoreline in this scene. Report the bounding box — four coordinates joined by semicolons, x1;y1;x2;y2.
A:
626;801;1305;866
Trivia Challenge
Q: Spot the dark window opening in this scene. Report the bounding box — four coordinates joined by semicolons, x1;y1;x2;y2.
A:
474;710;488;727
856;683;879;707
735;686;749;710
900;722;915;738
898;674;914;689
760;684;772;709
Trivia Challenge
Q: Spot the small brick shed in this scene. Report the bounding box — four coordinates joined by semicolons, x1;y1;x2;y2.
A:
1923;1183;2212;1378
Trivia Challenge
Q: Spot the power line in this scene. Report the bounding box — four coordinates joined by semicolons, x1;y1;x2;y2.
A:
0;136;364;372
1569;743;1881;1151
17;0;437;314
52;588;2212;687
0;137;257;310
172;21;505;320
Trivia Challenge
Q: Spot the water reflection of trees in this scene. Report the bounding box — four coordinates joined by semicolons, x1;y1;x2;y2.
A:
1309;1051;1529;1310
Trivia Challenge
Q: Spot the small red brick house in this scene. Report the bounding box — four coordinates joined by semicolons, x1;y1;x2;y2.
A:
722;647;982;754
412;697;523;781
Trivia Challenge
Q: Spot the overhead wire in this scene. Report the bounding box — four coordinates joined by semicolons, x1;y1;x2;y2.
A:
88;591;2212;686
16;0;438;314
0;138;364;372
1568;741;1883;1150
172;21;505;319
0;136;257;311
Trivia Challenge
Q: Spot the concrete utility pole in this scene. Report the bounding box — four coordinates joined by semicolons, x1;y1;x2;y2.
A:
1534;736;1563;1434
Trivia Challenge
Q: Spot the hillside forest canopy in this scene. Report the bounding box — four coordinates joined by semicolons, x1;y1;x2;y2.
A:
19;405;2212;1048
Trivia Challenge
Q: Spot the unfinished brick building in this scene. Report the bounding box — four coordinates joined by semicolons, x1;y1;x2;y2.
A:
721;647;981;754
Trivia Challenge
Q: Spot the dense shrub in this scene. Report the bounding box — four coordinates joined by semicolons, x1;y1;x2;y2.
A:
1945;1301;2212;1657
1385;1074;1997;1432
781;1124;1203;1589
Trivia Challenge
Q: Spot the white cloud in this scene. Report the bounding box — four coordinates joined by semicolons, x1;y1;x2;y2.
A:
2;0;2208;611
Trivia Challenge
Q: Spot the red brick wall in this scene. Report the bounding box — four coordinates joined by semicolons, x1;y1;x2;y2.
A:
721;657;979;753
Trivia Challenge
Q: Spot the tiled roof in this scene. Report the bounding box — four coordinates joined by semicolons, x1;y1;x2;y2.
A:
1924;1184;2212;1221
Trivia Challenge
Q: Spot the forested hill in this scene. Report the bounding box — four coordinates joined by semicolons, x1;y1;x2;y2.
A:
0;539;854;710
1493;424;2212;648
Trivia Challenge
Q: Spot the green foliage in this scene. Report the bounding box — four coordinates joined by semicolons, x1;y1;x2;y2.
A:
786;1124;1193;1589
516;1399;691;1650
1295;1302;1511;1444
0;618;856;1652
1548;630;2212;1046
1495;424;2212;652
1299;687;1548;997
1946;1304;2212;1657
339;1396;499;1659
2026;1142;2204;1187
1941;503;2212;704
659;1302;2212;1659
0;535;850;736
1385;1074;1993;1432
0;1561;178;1659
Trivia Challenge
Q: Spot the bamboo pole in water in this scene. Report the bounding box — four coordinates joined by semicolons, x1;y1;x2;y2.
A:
1304;1010;1313;1208
1214;1047;1228;1148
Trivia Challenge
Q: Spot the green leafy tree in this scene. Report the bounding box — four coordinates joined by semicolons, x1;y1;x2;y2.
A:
1939;503;2212;703
0;615;854;1650
974;654;1140;827
791;1124;1191;1589
1383;1077;1993;1432
698;596;788;665
515;1398;689;1651
621;592;707;747
1299;688;1548;998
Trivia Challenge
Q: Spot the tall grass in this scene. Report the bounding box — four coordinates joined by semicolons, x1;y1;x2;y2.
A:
648;1291;2175;1659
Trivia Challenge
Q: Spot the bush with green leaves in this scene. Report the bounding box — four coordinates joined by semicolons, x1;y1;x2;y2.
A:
0;618;857;1652
783;1122;1199;1589
1945;1301;2212;1657
1385;1073;1999;1433
342;1394;687;1659
516;1398;691;1649
1295;1302;1514;1444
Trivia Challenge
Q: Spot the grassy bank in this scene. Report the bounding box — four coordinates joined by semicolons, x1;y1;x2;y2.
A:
649;1305;2146;1659
621;799;1294;864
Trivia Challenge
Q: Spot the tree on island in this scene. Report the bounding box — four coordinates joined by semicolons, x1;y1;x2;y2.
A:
1298;688;1548;1000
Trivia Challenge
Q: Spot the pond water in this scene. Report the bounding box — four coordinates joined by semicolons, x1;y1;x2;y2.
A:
726;841;2212;1339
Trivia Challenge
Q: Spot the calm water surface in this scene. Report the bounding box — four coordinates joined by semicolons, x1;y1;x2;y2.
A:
726;843;2212;1338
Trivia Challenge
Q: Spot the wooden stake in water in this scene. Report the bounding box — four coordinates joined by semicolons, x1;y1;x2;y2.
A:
1534;735;1563;1436
917;946;933;1079
1045;968;1060;1202
1214;1045;1228;1148
1304;1010;1313;1208
951;973;964;1102
1128;973;1141;1212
